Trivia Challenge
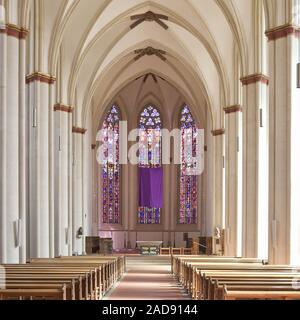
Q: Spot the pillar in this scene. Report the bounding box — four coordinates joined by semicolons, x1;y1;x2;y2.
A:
27;72;56;258
163;162;171;246
72;126;86;255
0;20;7;264
224;105;243;257
169;154;178;245
18;26;27;263
266;24;300;264
240;74;269;258
54;104;73;256
83;111;93;240
0;24;28;263
211;129;225;235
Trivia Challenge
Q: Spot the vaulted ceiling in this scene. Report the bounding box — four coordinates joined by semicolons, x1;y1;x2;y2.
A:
6;0;287;131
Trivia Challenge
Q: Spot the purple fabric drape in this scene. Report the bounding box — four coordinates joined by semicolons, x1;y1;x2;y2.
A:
139;167;163;208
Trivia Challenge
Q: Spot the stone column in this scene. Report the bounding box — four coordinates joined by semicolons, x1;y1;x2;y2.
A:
6;28;20;263
224;105;243;257
0;23;7;263
68;120;73;254
27;72;56;258
0;24;27;263
83;119;93;239
204;122;213;236
122;161;129;247
91;144;98;237
72;127;86;255
54;104;73;256
48;84;55;258
128;162;138;247
163;162;171;245
200;149;206;236
169;158;178;246
266;25;300;264
211;129;225;235
240;74;269;259
18;27;27;263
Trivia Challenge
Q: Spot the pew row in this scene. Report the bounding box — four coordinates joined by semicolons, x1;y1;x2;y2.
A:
173;255;300;300
0;255;125;300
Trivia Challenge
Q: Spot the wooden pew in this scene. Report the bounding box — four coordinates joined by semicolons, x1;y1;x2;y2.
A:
51;255;125;287
216;282;300;300
173;255;300;300
31;255;125;296
0;285;67;300
15;264;100;299
0;255;125;300
174;258;264;293
57;255;126;278
223;288;300;300
30;258;118;296
201;271;300;300
171;255;264;277
5;279;77;300
193;266;300;299
4;275;83;300
4;268;91;300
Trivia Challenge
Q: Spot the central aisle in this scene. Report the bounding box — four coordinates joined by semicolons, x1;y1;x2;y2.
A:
105;256;190;300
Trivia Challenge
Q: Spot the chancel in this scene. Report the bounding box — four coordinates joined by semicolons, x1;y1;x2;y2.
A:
0;0;300;301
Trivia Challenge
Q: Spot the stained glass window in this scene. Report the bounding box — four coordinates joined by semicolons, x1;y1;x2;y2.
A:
138;105;162;224
101;105;120;224
179;105;198;224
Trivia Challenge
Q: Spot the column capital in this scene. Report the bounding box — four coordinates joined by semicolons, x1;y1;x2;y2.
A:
211;129;225;136
26;72;56;84
224;105;242;114
0;24;29;39
265;24;300;41
72;127;87;135
54;103;73;113
240;73;269;86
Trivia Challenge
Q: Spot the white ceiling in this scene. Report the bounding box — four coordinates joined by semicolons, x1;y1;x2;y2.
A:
6;0;286;129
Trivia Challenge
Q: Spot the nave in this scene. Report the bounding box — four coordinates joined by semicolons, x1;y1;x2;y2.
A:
1;254;300;300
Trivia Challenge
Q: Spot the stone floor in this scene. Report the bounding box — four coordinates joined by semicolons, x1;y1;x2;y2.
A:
104;256;190;300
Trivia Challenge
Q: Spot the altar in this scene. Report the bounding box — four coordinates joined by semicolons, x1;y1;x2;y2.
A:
136;241;163;255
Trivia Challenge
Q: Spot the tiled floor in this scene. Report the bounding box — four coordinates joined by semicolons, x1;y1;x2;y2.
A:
105;256;190;300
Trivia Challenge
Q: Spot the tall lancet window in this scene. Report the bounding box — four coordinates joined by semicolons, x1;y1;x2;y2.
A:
101;105;120;224
179;105;198;224
138;105;163;224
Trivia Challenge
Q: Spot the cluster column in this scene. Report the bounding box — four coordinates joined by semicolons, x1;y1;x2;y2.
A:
26;72;56;258
211;129;225;235
0;24;28;263
54;104;73;256
240;74;269;259
224;105;243;257
266;25;300;264
72;126;86;255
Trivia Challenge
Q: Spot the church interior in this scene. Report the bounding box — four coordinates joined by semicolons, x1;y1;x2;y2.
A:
1;0;300;301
